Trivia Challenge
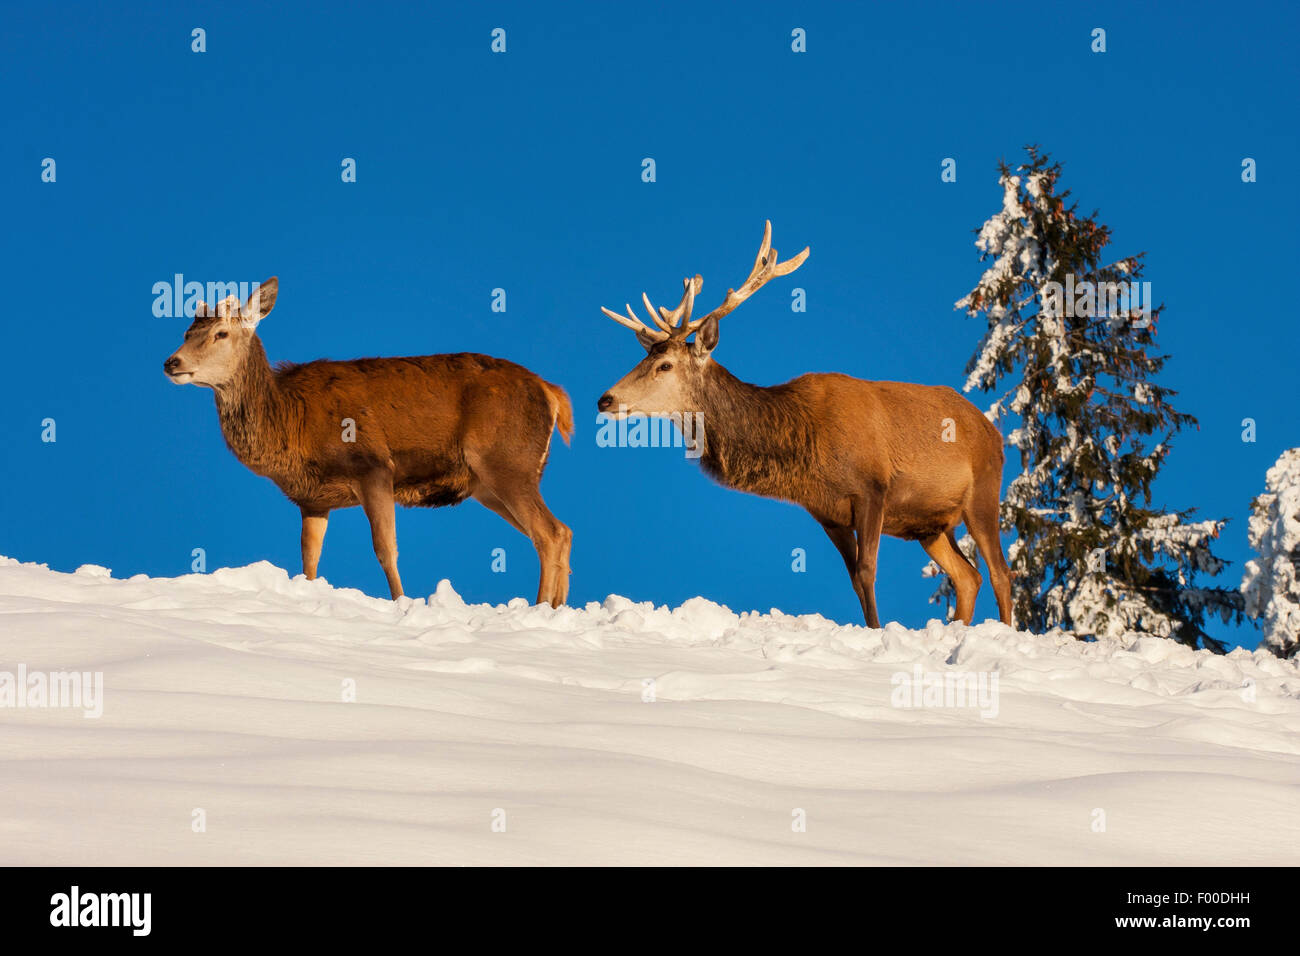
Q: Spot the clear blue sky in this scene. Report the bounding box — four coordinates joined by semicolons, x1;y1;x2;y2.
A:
3;1;1296;649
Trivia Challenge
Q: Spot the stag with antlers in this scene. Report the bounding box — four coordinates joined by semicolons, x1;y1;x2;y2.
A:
597;222;1013;628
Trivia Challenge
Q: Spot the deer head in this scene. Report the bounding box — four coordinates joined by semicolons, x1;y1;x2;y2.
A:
163;278;278;387
596;222;808;418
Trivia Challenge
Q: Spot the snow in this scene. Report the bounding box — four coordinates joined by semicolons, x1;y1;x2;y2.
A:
1;555;1297;866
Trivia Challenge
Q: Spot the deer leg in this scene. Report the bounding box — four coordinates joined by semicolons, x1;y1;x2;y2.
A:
819;521;858;578
851;492;886;628
519;492;571;607
476;479;571;607
300;508;329;580
819;519;872;613
963;476;1013;626
358;472;403;599
472;487;547;597
473;488;529;536
545;504;573;606
920;530;981;624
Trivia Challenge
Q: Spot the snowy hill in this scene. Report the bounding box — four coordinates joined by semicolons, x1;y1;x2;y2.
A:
1;555;1297;866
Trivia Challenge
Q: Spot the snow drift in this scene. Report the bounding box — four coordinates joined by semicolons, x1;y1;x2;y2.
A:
0;555;1296;866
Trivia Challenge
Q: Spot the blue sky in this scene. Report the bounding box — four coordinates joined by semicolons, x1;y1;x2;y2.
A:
2;1;1296;648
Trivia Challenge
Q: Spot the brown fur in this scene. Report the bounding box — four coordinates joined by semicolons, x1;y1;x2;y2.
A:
165;279;573;604
601;327;1013;629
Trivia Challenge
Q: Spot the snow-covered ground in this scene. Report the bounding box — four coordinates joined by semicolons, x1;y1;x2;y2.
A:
1;555;1296;866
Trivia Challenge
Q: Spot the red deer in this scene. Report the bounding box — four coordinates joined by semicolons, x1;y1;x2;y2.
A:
597;222;1012;628
164;278;573;605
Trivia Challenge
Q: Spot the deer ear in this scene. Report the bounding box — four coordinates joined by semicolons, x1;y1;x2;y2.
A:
693;315;719;354
242;277;278;326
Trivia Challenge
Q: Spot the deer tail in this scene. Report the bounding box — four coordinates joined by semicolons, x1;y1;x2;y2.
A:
542;380;574;446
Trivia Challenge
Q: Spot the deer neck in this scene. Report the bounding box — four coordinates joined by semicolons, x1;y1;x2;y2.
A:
690;362;816;497
212;338;298;478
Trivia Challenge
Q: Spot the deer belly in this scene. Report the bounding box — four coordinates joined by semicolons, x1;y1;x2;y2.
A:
883;502;965;541
394;471;472;508
887;520;954;542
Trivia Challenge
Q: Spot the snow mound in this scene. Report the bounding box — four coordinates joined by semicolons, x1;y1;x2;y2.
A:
1;556;1297;865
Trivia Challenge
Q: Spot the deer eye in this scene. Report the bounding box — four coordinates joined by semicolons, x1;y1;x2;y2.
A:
214;331;229;340
657;362;673;372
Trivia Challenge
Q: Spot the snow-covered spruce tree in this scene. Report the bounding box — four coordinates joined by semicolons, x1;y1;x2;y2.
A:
1241;448;1300;658
927;147;1241;649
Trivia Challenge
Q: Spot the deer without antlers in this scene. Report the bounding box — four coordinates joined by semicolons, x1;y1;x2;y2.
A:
164;278;573;605
597;222;1013;628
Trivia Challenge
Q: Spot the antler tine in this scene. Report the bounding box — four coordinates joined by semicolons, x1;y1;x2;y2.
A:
601;304;670;341
658;275;702;331
752;219;773;274
771;246;810;278
641;292;673;333
625;303;670;340
675;274;698;329
686;222;808;332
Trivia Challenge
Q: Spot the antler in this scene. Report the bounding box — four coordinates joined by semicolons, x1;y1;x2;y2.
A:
660;275;702;330
600;221;808;341
686;221;808;333
599;301;671;341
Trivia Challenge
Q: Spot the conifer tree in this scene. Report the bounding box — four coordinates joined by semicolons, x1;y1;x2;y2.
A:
931;147;1241;649
1241;448;1300;658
